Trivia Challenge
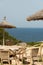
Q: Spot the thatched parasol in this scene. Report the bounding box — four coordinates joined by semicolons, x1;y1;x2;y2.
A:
0;16;16;45
27;10;43;21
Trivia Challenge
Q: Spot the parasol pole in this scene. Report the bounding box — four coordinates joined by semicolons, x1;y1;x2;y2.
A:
3;16;6;45
3;28;5;45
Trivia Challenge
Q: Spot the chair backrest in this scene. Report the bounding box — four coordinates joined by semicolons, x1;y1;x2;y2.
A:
32;48;39;57
0;50;9;60
0;49;4;58
26;48;32;57
41;47;43;56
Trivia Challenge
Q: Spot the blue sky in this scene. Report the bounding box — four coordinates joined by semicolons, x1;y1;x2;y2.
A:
0;0;43;28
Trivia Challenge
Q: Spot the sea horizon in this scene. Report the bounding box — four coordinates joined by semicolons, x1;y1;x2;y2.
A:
6;28;43;42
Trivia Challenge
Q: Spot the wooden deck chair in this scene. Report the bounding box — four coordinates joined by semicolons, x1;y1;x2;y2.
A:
23;48;32;65
0;50;10;65
31;48;39;64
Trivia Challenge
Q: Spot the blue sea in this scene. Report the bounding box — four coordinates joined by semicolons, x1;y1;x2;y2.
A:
6;28;43;42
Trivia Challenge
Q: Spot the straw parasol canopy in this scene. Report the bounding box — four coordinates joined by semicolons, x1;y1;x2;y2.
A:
0;16;16;45
27;10;43;21
0;16;16;28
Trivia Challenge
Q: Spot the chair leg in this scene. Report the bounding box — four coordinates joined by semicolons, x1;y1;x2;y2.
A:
1;60;3;65
9;60;10;65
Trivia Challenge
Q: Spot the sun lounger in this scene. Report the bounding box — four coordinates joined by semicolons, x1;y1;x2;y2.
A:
0;50;10;65
31;48;40;65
